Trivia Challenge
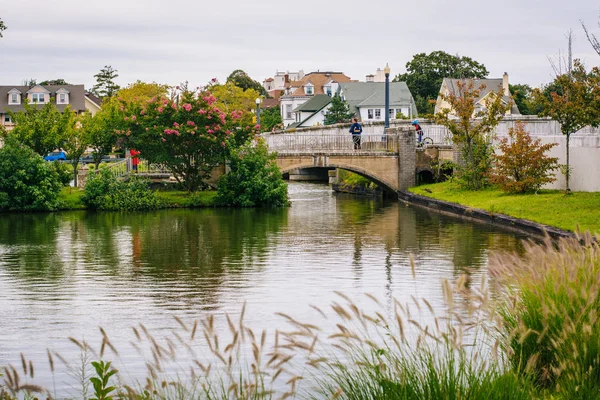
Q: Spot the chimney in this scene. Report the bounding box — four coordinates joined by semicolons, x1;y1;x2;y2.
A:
502;72;509;96
284;74;289;84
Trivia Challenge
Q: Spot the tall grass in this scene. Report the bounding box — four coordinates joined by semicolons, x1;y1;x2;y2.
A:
491;232;600;398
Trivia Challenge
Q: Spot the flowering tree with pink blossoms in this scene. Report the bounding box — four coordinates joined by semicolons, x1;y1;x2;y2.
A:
123;85;258;191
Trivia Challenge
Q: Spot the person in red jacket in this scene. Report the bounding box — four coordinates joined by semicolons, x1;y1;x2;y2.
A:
130;149;140;172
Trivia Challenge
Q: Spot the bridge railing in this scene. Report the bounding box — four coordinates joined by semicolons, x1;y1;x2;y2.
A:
262;133;399;153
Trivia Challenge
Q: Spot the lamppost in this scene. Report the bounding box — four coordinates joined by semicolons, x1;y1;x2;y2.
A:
384;63;391;130
255;97;261;126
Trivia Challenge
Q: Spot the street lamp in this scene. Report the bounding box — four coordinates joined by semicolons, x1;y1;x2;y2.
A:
255;97;261;126
384;63;391;130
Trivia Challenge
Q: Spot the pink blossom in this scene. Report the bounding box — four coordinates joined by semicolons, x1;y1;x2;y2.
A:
182;103;192;112
254;124;260;130
162;138;167;142
145;127;149;131
158;107;164;113
176;86;180;90
225;130;231;135
131;115;137;121
140;110;146;115
124;116;129;121
207;129;214;134
120;106;125;111
199;109;207;115
173;122;179;128
186;120;196;126
207;115;212;120
221;141;226;147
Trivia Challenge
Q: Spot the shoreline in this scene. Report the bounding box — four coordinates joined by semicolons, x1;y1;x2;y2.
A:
397;190;574;240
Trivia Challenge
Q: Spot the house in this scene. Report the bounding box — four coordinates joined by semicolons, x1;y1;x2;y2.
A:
280;71;353;127
262;70;305;92
434;73;520;116
365;67;388;83
287;95;332;128
0;84;97;130
338;82;418;122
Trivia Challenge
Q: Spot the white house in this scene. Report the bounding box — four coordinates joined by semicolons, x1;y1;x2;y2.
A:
279;71;353;127
287;95;332;128
262;70;305;92
338;82;418;122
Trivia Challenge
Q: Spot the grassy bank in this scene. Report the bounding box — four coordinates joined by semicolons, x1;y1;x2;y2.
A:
57;187;218;211
409;181;600;233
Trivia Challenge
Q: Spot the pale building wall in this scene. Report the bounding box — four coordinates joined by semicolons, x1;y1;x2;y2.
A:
84;97;101;116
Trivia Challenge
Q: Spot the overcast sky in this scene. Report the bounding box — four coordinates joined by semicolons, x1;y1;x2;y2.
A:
0;0;598;91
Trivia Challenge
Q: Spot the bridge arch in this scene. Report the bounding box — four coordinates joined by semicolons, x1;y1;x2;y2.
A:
278;161;399;194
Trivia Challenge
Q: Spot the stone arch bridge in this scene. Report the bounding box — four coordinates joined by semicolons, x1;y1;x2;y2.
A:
262;127;453;193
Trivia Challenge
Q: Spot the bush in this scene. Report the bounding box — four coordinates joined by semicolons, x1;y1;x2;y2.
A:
82;169;162;211
217;139;289;207
490;122;559;193
0;138;68;211
492;233;600;398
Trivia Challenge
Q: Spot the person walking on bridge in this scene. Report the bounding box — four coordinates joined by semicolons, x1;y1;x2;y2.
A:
349;117;362;150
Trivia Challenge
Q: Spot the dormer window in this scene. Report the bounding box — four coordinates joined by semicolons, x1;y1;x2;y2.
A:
8;89;21;105
31;93;45;103
324;86;332;96
56;88;70;104
304;83;314;95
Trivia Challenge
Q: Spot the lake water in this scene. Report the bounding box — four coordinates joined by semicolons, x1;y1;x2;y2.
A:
0;182;527;397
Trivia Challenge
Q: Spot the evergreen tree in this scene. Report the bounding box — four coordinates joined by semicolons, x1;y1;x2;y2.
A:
324;94;354;125
92;66;120;98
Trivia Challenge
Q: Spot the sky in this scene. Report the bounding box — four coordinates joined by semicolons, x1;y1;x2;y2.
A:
0;0;598;91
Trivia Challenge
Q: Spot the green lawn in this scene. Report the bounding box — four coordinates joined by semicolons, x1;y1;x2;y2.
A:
57;187;218;210
409;181;600;234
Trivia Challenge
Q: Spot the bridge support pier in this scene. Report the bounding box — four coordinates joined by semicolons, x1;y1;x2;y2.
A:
386;126;416;190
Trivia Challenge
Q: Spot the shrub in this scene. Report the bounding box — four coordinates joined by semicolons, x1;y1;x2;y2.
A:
0;138;68;211
492;233;600;397
490;122;559;193
217;139;289;207
82;169;162;211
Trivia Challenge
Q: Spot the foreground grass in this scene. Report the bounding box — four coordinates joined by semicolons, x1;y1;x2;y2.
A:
409;181;600;233
57;187;218;210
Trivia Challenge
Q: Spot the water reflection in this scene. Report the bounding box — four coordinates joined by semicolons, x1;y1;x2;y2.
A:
0;182;527;394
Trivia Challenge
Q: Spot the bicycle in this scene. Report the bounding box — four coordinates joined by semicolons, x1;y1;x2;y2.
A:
416;131;434;147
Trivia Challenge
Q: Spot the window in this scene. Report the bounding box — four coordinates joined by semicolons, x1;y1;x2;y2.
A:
3;115;10;123
367;109;374;119
286;104;292;119
58;93;67;104
31;93;45;103
375;109;381;119
305;85;313;95
389;109;394;119
10;93;19;104
325;86;332;96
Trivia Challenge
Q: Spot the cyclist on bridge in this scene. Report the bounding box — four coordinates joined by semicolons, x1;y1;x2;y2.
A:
411;120;424;144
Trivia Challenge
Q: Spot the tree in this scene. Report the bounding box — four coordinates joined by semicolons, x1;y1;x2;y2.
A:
260;106;282;132
0;18;6;38
217;139;289;207
63;113;92;187
227;70;268;96
581;14;600;56
92;66;120;98
211;82;261;128
509;84;535;115
532;60;600;191
4;100;74;156
394;51;489;115
87;97;122;170
124;85;258;191
117;80;170;104
435;80;511;189
39;79;70;86
490;122;559;193
324;94;354;125
0;137;68;211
